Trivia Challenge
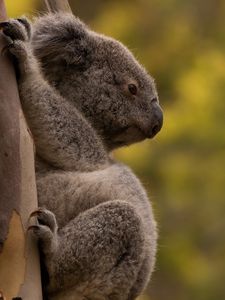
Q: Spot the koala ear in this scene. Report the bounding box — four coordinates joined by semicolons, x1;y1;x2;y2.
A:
32;13;91;67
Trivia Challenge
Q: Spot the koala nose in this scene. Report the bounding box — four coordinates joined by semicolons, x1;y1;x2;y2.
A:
148;103;163;138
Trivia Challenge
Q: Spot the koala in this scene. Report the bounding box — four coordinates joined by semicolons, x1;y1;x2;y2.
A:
0;12;163;300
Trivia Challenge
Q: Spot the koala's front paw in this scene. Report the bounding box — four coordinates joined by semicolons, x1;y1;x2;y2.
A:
0;17;31;41
28;208;58;254
0;18;31;60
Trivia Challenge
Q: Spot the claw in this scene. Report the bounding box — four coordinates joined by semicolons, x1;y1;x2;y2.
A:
0;21;9;29
17;18;27;25
17;18;31;38
30;209;42;217
27;225;40;231
28;208;44;221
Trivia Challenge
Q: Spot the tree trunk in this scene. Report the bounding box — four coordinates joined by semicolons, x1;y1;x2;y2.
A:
0;1;73;299
0;0;42;299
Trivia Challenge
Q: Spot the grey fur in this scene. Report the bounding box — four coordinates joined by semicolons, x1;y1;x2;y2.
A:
1;13;163;300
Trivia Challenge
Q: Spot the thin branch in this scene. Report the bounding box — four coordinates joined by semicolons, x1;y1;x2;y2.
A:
44;0;72;13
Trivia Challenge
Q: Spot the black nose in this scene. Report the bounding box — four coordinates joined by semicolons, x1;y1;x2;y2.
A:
149;104;163;138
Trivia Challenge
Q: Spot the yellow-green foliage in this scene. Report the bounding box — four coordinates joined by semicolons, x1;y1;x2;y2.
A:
6;0;39;17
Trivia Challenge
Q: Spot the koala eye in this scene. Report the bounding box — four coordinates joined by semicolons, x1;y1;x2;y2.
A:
128;83;137;95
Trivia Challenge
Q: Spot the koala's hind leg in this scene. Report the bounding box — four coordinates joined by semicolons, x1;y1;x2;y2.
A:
30;201;145;300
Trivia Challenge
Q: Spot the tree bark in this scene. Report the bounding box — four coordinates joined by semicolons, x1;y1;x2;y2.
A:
0;0;42;299
0;1;74;299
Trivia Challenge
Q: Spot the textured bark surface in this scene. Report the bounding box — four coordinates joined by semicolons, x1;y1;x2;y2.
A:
0;14;21;254
0;0;42;298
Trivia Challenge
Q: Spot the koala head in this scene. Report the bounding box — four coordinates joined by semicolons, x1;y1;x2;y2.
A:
32;13;163;151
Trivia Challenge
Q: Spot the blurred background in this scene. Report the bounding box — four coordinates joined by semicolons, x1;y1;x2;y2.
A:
5;0;225;299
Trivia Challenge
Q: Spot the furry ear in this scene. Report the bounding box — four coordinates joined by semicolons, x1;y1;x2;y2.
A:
32;13;91;66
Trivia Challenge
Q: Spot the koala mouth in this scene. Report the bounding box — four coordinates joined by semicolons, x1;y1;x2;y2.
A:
111;125;146;146
111;120;162;146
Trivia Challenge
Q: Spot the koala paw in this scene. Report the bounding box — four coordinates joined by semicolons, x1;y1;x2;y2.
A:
0;18;31;60
0;17;31;41
28;208;58;254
